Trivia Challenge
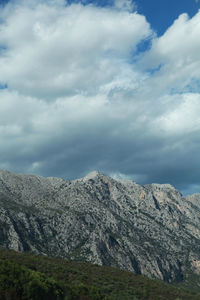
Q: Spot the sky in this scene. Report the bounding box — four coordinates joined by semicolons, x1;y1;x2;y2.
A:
0;0;200;195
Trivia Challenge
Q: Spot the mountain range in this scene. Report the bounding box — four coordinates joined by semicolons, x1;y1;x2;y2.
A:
0;169;200;285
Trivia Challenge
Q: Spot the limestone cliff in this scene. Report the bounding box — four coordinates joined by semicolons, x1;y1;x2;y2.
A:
0;169;200;282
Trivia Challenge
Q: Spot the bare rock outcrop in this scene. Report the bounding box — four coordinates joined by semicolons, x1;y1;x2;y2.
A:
0;169;200;283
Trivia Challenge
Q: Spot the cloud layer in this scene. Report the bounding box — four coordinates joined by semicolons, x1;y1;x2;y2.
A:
0;0;200;194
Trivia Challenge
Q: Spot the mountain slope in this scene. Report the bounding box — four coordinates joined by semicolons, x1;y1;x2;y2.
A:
0;248;199;300
0;169;200;283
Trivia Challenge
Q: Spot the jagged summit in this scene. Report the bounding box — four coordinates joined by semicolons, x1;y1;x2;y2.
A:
74;170;113;183
83;170;103;180
0;168;196;197
148;183;176;190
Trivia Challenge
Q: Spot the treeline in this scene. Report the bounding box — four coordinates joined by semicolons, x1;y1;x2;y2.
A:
0;248;199;300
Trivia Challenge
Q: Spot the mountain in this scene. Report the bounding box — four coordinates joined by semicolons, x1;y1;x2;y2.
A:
0;169;200;284
0;247;199;300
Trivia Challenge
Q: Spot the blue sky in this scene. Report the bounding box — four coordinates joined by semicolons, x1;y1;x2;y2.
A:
65;0;200;35
2;0;198;33
0;0;200;195
136;0;200;35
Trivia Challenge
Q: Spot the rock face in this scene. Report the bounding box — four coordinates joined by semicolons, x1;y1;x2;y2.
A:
0;169;200;282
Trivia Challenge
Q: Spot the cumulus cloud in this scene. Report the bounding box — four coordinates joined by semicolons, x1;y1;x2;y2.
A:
140;12;200;94
114;0;135;12
0;0;200;194
0;0;150;99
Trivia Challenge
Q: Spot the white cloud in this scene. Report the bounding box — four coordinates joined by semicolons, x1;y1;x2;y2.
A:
140;12;200;94
0;0;200;192
0;0;150;99
114;0;135;12
152;93;200;135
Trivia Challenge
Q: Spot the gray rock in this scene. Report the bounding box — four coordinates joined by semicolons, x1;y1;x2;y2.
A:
0;169;200;282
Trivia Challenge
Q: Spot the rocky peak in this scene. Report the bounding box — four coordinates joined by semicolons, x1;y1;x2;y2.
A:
186;193;200;209
0;169;200;283
83;170;104;180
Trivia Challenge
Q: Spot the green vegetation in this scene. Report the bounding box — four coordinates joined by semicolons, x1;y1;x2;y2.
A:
0;259;64;300
174;271;200;295
0;248;199;300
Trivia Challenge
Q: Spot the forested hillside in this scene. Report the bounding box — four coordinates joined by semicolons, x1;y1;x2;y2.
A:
0;248;199;300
